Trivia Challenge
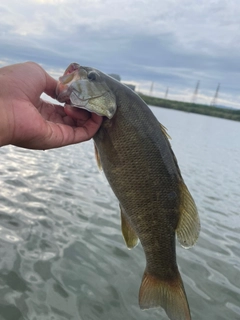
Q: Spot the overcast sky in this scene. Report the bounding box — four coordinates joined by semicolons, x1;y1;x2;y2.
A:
1;0;240;108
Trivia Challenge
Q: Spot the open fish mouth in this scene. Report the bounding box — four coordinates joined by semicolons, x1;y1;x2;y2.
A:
56;63;81;103
56;63;117;119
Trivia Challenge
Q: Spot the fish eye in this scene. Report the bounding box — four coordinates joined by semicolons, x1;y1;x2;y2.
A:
88;71;98;81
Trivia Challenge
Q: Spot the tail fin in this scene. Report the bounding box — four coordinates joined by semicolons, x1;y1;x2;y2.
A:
139;271;191;320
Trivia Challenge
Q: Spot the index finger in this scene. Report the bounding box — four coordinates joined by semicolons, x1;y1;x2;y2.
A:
44;71;59;99
64;105;91;122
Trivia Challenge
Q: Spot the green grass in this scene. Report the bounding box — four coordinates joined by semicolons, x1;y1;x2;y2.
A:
139;93;240;122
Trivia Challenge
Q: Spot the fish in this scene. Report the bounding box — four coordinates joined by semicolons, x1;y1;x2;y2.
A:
56;63;200;320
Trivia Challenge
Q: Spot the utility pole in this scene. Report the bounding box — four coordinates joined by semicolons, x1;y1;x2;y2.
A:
164;87;169;99
192;80;200;103
210;83;220;106
150;82;154;95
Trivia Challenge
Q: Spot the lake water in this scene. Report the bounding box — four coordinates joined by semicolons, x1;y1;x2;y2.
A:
0;106;239;320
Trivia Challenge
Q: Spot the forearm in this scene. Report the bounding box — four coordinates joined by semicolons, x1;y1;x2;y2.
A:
0;70;12;147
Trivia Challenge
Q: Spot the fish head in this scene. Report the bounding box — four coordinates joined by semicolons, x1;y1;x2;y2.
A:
56;63;117;119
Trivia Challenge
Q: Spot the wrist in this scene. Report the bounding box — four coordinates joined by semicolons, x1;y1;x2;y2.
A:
0;67;15;147
0;84;12;147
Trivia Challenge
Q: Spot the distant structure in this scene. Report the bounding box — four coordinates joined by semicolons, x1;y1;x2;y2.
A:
192;80;200;103
108;74;121;81
124;84;136;91
108;73;135;91
210;83;220;107
150;82;154;95
164;87;169;99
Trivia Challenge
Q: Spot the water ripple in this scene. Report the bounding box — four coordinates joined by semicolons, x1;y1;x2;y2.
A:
0;108;239;319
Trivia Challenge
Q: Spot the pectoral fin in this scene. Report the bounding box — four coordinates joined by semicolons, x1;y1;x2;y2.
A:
94;143;102;170
120;205;139;249
176;181;200;248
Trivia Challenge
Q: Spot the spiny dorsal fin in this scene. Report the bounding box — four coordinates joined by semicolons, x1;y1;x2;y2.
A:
94;142;102;170
120;205;139;249
160;123;171;140
176;181;200;248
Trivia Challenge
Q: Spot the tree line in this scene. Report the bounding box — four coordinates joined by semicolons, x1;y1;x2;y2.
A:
139;94;240;122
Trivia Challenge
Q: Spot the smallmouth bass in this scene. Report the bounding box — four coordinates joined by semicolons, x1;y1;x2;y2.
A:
56;63;200;320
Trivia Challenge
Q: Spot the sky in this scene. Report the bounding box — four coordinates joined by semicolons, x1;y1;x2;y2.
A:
1;0;240;108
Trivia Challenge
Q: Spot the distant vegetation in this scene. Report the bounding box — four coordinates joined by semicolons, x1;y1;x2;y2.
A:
139;93;240;122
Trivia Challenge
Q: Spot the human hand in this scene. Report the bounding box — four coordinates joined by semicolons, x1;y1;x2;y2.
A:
0;62;102;149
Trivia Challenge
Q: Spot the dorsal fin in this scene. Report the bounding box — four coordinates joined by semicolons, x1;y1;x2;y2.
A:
159;123;171;140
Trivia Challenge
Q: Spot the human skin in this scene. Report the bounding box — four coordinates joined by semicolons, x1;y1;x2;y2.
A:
0;62;102;149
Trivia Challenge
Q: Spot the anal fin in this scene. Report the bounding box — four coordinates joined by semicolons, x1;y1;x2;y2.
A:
94;142;102;170
177;181;200;248
120;205;139;249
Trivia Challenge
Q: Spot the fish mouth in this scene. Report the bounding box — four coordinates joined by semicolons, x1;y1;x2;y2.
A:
62;63;80;75
56;63;81;103
56;84;71;103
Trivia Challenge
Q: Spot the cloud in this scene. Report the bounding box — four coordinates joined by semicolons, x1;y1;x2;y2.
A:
1;0;240;108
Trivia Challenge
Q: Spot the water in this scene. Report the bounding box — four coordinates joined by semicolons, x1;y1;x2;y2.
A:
0;107;239;320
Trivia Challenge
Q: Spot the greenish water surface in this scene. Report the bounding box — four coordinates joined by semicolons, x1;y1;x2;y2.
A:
0;107;239;320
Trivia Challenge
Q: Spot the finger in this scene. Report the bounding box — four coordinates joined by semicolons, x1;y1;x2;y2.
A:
64;113;103;145
76;112;103;139
18;113;103;150
23;62;58;99
64;105;90;121
37;99;65;115
82;112;103;131
64;106;103;132
43;69;59;99
36;100;65;124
